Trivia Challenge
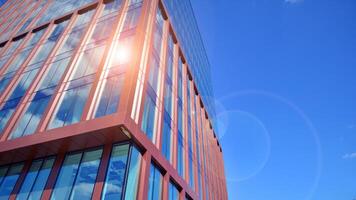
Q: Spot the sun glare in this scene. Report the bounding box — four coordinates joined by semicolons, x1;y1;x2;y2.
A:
114;44;130;64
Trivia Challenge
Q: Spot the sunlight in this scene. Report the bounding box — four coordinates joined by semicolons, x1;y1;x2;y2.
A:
114;44;130;65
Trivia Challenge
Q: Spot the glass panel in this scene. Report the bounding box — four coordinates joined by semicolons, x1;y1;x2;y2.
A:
27;158;55;200
123;146;142;199
94;34;133;118
0;163;24;199
101;144;129;200
147;163;163;200
141;93;157;141
168;181;179;200
9;10;95;139
48;9;114;129
16;159;43;200
0;166;9;185
0;20;67;134
70;149;103;200
50;153;82;200
141;8;164;143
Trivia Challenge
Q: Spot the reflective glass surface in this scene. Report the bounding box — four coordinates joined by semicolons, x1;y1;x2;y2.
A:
51;148;103;200
101;144;129;200
0;163;24;199
162;0;216;125
9;10;95;139
168;181;179;200
147;163;163;200
16;158;55;200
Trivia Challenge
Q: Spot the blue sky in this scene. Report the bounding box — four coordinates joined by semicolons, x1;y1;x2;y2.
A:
191;0;356;199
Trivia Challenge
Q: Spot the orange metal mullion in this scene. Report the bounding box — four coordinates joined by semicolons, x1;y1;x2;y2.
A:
155;16;169;151
195;95;205;200
41;153;65;200
81;0;130;121
137;150;152;200
35;3;104;133
182;62;189;183
171;43;179;172
0;0;19;27
0;0;53;62
200;106;207;200
1;0;42;43
0;0;26;35
0;0;33;37
190;82;199;193
0;30;37;79
122;0;158;123
91;142;112;199
0;22;54;106
161;171;170;200
135;0;159;133
15;0;55;36
8;159;32;200
0;12;79;141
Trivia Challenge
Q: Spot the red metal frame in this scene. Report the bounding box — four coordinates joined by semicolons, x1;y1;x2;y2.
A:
0;0;228;199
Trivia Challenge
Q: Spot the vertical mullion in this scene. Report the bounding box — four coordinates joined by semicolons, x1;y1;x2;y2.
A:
66;151;84;199
35;3;103;133
91;142;112;199
81;0;130;120
8;159;32;200
1;0;42;43
16;0;55;36
128;0;159;123
0;22;53;104
161;172;170;200
1;13;78;141
172;41;179;172
136;0;164;145
136;150;151;200
40;153;65;200
155;14;169;150
120;143;134;200
0;0;28;36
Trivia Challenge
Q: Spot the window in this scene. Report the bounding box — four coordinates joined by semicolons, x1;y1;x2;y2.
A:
168;181;179;200
16;157;55;200
9;10;95;139
35;0;96;27
0;20;68;134
161;34;174;163
176;58;184;178
123;145;142;199
93;34;133;118
141;8;165;142
50;148;103;200
102;144;142;200
141;91;158;141
186;78;194;189
147;163;163;200
0;163;24;199
161;117;172;162
194;95;203;199
101;144;130;200
48;10;116;129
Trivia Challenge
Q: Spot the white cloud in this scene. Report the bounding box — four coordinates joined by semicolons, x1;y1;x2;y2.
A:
285;0;303;4
342;153;356;159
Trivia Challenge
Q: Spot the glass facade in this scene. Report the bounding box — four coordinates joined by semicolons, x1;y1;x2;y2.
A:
0;143;142;200
141;8;165;143
161;0;216;128
147;163;163;200
0;0;227;199
168;181;180;200
16;157;55;200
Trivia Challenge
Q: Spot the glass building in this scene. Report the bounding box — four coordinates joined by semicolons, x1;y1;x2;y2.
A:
0;0;227;199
